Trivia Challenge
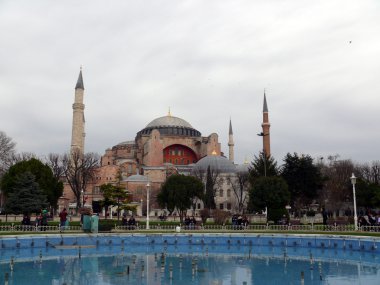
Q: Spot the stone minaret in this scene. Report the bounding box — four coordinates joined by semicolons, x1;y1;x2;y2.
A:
228;118;234;163
70;68;85;155
261;92;271;156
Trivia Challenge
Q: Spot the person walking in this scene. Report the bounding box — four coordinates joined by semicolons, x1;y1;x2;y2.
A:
41;209;49;231
59;208;68;231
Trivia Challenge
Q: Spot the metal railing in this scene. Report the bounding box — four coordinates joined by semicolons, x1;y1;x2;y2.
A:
114;224;380;233
0;225;82;232
0;223;379;233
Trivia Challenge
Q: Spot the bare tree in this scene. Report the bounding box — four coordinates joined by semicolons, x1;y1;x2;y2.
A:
45;153;65;180
9;152;36;165
0;131;16;176
357;161;380;185
229;170;250;214
62;150;99;208
322;159;355;214
192;166;222;210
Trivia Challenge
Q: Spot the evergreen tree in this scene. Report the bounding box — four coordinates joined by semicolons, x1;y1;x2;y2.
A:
157;174;203;222
1;158;63;209
247;176;290;223
4;171;48;214
249;151;278;180
204;166;216;209
356;179;380;209
281;153;323;210
100;183;130;220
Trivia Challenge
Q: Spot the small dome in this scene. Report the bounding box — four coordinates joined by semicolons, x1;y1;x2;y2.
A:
193;155;236;173
125;174;149;182
236;162;250;174
146;115;193;129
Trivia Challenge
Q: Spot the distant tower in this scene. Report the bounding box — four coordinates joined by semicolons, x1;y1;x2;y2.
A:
70;68;85;155
228;118;234;163
261;92;271;156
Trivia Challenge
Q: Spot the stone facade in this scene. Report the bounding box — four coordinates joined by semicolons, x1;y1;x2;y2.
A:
262;93;271;156
70;70;85;154
60;71;268;216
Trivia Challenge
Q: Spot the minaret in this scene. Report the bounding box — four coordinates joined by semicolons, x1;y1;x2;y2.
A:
228;118;234;163
70;68;85;155
261;92;271;156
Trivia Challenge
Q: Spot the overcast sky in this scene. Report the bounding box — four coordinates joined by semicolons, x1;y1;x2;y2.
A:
1;0;379;165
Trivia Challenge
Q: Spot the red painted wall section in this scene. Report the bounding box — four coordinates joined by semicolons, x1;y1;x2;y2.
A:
163;144;197;165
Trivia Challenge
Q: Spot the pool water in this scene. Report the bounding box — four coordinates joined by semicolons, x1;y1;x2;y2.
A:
0;234;379;285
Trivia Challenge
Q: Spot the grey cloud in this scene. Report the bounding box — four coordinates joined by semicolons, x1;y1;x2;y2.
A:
0;0;379;164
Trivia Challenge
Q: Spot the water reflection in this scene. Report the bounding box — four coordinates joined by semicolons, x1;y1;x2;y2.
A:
1;249;379;285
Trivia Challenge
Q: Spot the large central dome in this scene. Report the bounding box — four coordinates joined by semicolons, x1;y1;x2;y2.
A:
146;115;193;129
137;114;201;137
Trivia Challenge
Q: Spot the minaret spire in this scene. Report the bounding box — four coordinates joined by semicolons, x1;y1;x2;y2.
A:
263;90;268;112
75;67;84;90
71;67;86;155
261;91;271;156
228;117;234;163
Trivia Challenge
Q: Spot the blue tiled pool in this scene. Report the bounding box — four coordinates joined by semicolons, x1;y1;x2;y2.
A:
1;233;379;284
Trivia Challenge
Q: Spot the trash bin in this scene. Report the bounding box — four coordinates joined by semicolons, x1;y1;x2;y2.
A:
91;215;99;233
82;215;91;232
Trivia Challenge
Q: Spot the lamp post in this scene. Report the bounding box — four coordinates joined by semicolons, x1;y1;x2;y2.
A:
81;190;84;208
350;173;358;231
0;189;2;213
285;205;291;216
146;182;150;230
257;132;269;177
140;199;143;217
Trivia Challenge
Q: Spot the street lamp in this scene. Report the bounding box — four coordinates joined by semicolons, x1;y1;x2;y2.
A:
257;132;269;177
0;189;2;213
146;182;150;230
81;189;85;208
285;205;291;215
350;173;358;231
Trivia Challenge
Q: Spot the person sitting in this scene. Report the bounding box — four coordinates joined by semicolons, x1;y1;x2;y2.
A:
232;215;238;230
128;216;136;229
21;214;31;230
184;216;191;229
368;213;376;226
190;216;196;229
242;216;249;228
122;213;128;227
237;216;243;229
359;216;370;226
35;213;42;229
160;214;167;221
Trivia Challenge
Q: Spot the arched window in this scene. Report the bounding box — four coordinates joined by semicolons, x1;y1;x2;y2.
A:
219;189;223;197
163;144;197;165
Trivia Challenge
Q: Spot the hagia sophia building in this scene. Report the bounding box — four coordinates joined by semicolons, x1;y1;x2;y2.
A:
59;69;271;216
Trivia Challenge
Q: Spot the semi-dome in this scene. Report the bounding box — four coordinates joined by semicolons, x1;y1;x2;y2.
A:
137;114;201;137
236;162;250;174
192;155;236;173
